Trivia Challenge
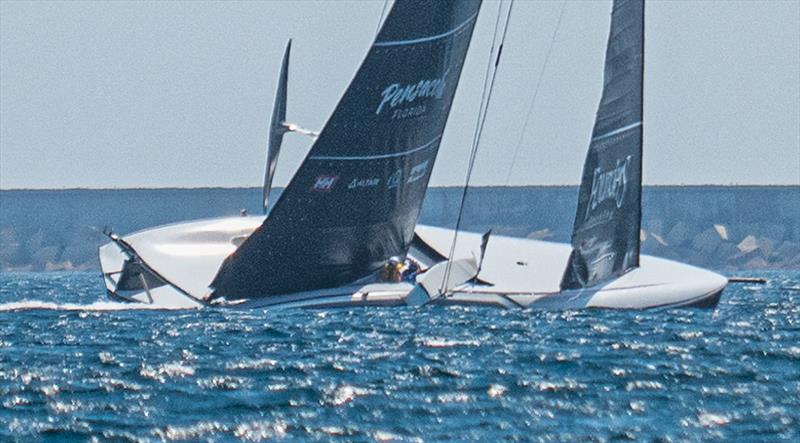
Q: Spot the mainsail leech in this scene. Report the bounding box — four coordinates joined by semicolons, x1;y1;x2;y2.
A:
561;0;644;289
212;0;483;300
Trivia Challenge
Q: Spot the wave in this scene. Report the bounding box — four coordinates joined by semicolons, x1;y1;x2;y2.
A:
0;299;196;312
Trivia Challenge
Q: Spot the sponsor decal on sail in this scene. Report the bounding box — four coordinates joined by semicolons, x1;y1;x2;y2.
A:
386;169;402;189
375;70;449;116
585;155;631;220
407;160;430;183
348;177;380;189
310;175;338;192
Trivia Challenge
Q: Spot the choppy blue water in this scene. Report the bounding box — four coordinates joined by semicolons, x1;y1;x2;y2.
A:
0;271;798;442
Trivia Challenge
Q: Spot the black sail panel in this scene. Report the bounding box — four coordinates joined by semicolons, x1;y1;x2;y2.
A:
263;39;291;213
212;0;482;299
561;0;644;290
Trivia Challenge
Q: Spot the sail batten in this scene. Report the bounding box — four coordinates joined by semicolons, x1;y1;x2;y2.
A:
561;0;644;290
591;121;641;142
308;135;441;161
374;11;479;47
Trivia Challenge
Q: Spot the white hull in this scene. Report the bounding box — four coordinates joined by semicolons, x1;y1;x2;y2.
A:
414;226;728;310
99;217;726;310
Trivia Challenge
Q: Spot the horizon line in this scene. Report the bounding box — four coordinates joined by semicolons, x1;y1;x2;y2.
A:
1;184;798;192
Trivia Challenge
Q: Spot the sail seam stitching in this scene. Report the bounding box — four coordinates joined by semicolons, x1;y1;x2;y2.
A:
308;135;441;161
373;12;478;47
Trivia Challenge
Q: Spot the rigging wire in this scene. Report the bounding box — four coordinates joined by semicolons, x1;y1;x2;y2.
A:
374;0;391;37
503;0;568;185
440;0;515;295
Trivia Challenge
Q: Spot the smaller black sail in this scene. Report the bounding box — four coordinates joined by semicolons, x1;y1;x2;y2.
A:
263;39;291;214
211;0;482;299
562;0;644;289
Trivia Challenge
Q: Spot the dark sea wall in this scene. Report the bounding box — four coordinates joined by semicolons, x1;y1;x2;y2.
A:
0;186;797;271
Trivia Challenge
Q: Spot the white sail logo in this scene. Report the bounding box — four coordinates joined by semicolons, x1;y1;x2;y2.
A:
407;160;429;183
375;70;449;115
348;177;379;189
311;175;338;192
386;169;402;189
586;156;631;219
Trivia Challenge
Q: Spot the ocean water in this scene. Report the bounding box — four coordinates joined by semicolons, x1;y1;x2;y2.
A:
0;271;798;442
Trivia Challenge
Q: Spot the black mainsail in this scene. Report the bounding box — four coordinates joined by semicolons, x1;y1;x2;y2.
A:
561;0;644;289
211;0;482;299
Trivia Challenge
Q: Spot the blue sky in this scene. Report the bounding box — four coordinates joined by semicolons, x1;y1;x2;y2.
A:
1;0;798;189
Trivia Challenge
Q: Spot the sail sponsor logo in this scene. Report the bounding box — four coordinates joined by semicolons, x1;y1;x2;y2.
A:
391;105;426;120
586;155;631;219
348;177;380;189
375;70;449;116
310;175;338;192
407;160;429;183
386;169;403;189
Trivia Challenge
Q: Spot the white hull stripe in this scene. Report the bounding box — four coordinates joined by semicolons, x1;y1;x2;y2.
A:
374;12;478;47
309;135;441;161
591;121;642;143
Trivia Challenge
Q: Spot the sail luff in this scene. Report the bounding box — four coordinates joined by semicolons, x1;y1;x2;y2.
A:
636;0;645;269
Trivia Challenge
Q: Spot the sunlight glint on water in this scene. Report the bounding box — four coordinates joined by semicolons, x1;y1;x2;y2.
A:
0;271;798;441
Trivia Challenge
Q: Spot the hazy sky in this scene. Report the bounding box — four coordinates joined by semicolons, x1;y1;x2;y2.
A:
1;0;798;189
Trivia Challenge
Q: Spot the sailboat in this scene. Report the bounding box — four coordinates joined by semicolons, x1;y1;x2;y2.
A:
98;0;483;309
408;0;728;309
100;0;726;311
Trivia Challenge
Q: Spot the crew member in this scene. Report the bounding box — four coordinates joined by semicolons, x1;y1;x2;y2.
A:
382;256;404;282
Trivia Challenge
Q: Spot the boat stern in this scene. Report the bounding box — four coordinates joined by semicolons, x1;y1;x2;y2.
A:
582;257;729;310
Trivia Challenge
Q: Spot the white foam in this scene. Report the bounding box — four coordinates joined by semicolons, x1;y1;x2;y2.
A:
416;337;480;348
0;299;198;312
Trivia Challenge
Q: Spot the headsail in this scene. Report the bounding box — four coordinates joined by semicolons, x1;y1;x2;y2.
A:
561;0;644;289
263;39;291;213
211;0;482;299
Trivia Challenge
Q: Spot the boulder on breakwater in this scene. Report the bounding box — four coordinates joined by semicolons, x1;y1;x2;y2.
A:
1;186;797;272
